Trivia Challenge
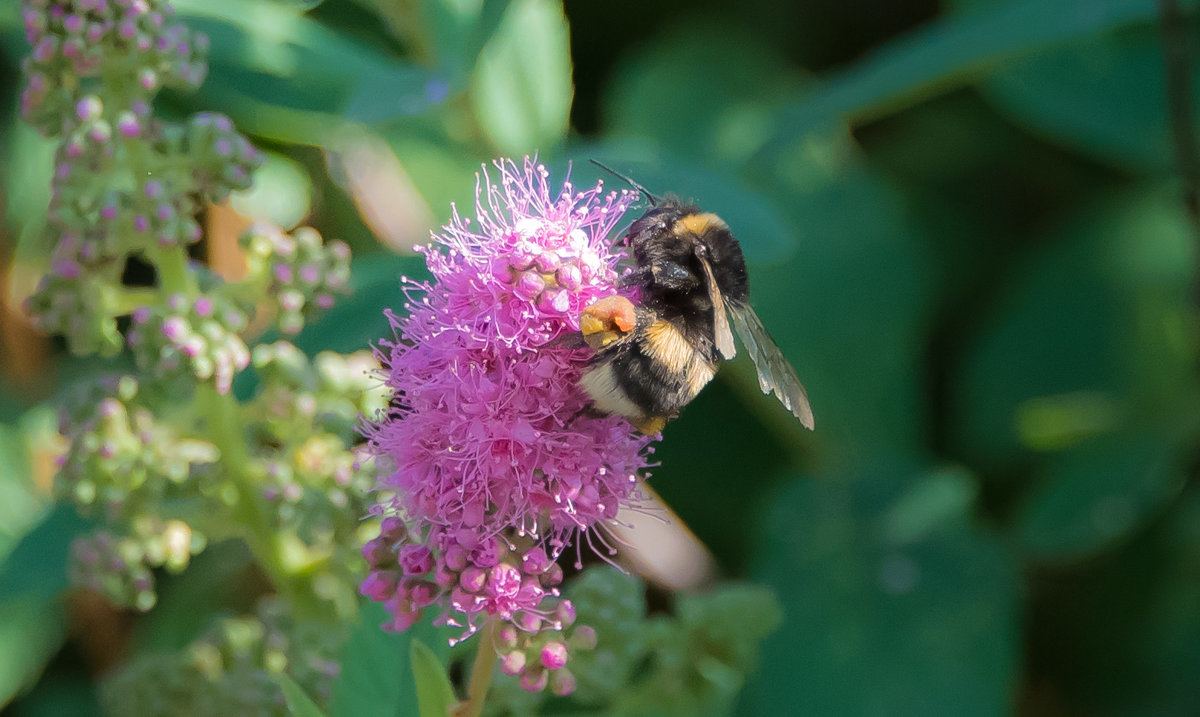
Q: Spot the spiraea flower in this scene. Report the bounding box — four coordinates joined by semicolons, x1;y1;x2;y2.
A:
362;158;656;691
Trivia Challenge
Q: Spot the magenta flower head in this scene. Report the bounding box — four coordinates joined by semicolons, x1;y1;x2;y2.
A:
362;158;654;683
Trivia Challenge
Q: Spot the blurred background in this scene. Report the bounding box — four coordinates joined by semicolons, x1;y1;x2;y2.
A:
2;0;1200;714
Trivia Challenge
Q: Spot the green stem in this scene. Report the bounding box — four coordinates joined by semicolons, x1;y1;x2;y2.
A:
112;288;160;316
453;619;499;717
196;383;320;617
154;244;196;297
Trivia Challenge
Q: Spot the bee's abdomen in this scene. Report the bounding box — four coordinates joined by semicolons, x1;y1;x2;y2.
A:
580;319;716;424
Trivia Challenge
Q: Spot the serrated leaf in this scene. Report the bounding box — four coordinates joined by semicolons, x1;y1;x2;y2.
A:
411;639;458;717
470;0;572;154
277;671;329;717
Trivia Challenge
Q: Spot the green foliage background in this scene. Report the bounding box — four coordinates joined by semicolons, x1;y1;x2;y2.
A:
2;0;1200;714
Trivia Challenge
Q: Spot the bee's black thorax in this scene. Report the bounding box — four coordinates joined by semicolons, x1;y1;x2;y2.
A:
624;201;749;355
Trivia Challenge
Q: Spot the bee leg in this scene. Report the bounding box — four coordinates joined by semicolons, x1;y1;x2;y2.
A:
564;403;609;428
617;266;652;289
542;332;588;350
630;415;668;435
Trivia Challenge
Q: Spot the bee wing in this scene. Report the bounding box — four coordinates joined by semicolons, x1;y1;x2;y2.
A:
696;254;738;360
728;301;815;429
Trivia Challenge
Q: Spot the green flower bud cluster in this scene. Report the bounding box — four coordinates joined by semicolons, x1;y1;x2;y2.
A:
20;0;260;360
242;343;387;617
127;294;251;395
55;375;216;608
485;565;783;717
20;0;376;712
70;519;204;611
100;597;346;717
241;225;352;335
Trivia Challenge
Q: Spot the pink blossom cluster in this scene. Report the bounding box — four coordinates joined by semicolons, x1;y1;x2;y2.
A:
362;158;656;691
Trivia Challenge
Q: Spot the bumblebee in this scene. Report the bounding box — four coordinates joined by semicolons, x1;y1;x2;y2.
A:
576;169;814;434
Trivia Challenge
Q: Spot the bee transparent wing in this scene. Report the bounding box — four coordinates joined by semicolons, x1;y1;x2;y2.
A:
696;254;737;360
728;301;815;429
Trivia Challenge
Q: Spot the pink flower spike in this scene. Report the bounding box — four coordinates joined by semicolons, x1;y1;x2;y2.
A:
360;157;655;641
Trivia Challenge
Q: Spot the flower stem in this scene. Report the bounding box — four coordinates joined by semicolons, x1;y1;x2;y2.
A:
196;382;319;618
454;619;499;717
154;245;196;297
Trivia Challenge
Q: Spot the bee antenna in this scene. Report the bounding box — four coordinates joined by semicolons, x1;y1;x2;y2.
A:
588;159;660;206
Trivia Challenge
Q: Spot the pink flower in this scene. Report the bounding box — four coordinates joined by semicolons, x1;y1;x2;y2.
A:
362;158;654;655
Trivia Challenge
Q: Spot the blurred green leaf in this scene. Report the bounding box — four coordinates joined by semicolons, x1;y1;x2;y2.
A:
0;421;41;560
0;503;88;603
879;467;978;545
410;639;457;717
277;671;329;717
743;465;1020;716
951;189;1197;470
342;66;449;127
1029;486;1200;715
951;0;1200;168
174;0;445;138
749;164;937;458
757;0;1171;158
129;540;257;653
0;596;67;708
470;0;572;154
230;151;313;229
423;0;511;86
1016;432;1185;562
5;670;102;717
329;601;455;717
603;21;806;168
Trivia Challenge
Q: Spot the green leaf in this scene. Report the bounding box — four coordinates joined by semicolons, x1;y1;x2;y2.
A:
276;671;329;717
0;503;89;603
172;0;446;141
603;20;808;168
469;0;572;154
411;639;458;717
1016;432;1185;563
423;0;511;86
743;465;1020;716
756;0;1169;158
950;189;1197;471
0;595;67;707
0;420;42;560
329;601;455;717
949;0;1200;168
230;151;313;229
129;540;257;653
342;65;449;126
